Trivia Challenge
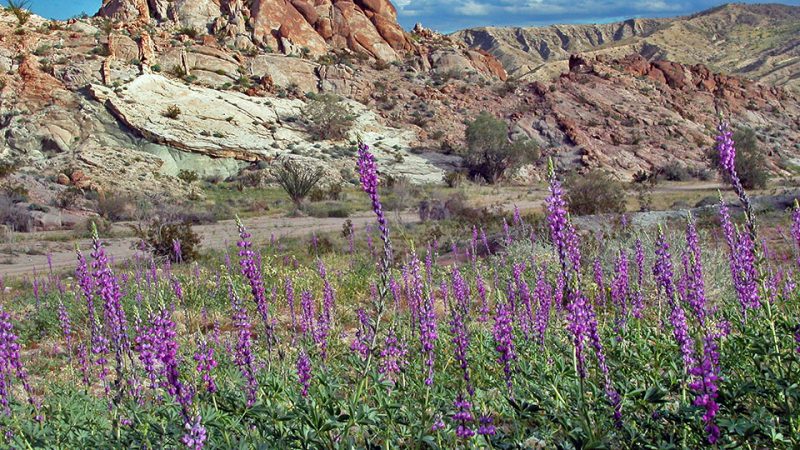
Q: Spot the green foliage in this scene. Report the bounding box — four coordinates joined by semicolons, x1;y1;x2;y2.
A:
565;169;627;215
274;160;324;208
708;127;769;189
303;94;355;141
462;111;539;183
177;169;199;184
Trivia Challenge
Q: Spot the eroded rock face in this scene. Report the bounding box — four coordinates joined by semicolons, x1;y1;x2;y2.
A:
89;74;445;183
98;0;415;62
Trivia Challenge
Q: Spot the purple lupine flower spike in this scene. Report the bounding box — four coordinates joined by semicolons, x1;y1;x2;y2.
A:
378;328;408;388
296;350;312;397
237;219;272;343
492;299;516;395
357;143;392;265
653;227;696;372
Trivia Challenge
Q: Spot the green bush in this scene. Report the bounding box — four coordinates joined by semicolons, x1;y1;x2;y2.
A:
565;169;627;216
707;127;769;189
303;94;355;141
177;169;199;184
462;112;539;183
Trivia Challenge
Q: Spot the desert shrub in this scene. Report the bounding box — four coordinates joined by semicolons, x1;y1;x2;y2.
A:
274;160;324;208
308;234;335;255
309;183;343;202
565;170;627;216
97;194;137;222
0;195;31;231
444;171;465;188
5;0;31;25
661;162;691;181
177;169;198;184
163;105;181;120
176;27;198;39
0;162;17;179
707;127;769;189
131;219;200;263
462;112;539;183
303;94;355;141
305;202;350;218
2;183;28;203
54;187;83;209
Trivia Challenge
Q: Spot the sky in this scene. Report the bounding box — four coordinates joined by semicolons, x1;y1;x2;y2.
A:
16;0;800;33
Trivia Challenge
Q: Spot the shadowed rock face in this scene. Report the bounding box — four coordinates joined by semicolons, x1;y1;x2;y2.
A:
98;0;414;61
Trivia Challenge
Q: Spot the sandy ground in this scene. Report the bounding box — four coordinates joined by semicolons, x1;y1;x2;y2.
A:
0;212;419;279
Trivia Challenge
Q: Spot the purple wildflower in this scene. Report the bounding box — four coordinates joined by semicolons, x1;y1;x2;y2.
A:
684;214;708;323
453;395;475;439
0;307;35;414
610;250;629;324
237;220;272;342
492;299;516;394
411;254;438;386
654;228;696;372
182;415;208;449
593;257;606;304
357;143;392;264
689;334;722;444
193;338;217;394
296;350;312;397
477;415;496;436
300;290;315;339
350;309;372;360
229;283;258;407
449;274;473;396
378;328;408;387
719;200;760;319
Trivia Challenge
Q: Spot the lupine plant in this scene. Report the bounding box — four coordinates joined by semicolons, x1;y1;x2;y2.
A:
0;132;798;448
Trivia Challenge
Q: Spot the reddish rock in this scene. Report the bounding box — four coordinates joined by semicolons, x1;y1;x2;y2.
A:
56;174;70;186
651;60;687;89
70;170;86;184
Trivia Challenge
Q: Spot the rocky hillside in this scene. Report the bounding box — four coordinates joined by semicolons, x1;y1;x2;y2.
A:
454;3;800;92
0;1;798;231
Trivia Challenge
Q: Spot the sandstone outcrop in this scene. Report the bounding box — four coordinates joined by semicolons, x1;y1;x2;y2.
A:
98;0;415;62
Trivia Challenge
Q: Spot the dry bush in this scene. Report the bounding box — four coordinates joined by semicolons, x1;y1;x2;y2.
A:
565;170;627;216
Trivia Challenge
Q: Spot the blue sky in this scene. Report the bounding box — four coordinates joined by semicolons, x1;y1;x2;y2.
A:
16;0;800;33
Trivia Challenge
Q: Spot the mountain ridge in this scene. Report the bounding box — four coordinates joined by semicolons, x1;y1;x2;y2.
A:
453;3;800;92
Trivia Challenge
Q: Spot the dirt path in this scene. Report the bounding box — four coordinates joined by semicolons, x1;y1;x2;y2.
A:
1;212;419;279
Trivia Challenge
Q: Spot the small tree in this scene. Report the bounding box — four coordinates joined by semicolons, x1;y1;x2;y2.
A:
565;169;627;216
274;160;324;208
707;127;769;189
303;94;355;141
463;112;538;183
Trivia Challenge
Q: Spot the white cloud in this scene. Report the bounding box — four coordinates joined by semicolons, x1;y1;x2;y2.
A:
455;0;492;16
